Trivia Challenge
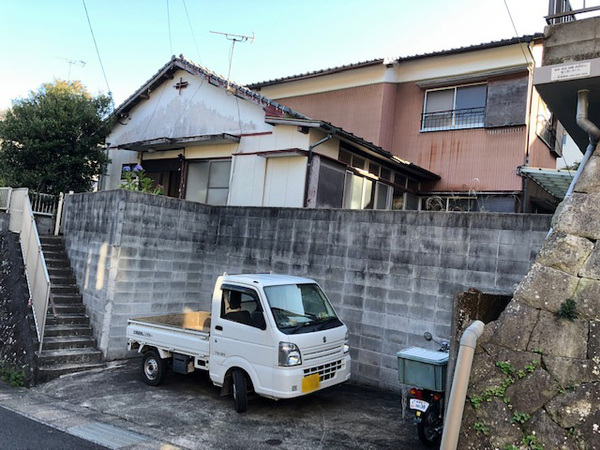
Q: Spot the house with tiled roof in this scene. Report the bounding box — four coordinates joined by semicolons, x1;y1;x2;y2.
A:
250;34;569;213
101;56;439;210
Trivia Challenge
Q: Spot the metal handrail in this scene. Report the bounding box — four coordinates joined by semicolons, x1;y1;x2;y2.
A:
17;195;52;352
546;0;600;24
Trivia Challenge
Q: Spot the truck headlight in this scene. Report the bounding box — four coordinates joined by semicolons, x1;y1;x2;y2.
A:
279;342;302;367
344;331;350;354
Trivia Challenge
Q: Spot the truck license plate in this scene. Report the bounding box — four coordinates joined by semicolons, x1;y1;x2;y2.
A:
302;374;320;393
410;399;429;412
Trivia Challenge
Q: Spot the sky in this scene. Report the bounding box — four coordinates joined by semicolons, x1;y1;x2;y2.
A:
0;0;554;111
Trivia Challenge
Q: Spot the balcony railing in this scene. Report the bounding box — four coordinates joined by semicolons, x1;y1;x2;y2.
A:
546;0;600;24
421;107;485;132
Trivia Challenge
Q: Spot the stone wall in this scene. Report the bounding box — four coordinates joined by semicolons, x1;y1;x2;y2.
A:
461;154;600;449
62;190;551;390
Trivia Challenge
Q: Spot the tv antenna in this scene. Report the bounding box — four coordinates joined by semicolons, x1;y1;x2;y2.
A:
57;57;86;80
210;31;254;88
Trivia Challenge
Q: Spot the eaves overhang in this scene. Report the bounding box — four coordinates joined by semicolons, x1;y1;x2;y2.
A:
264;116;440;182
393;34;543;64
518;166;575;200
533;57;600;151
114;133;240;152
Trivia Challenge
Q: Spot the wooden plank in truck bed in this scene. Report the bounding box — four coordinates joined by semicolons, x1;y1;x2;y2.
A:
131;311;211;333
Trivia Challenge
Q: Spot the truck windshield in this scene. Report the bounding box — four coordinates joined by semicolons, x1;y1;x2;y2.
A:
263;283;342;334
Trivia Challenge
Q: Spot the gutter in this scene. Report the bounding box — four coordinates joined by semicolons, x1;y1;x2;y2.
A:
304;134;333;207
548;90;600;237
566;89;600;199
440;320;485;450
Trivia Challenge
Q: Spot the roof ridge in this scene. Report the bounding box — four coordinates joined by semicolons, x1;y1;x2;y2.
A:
248;33;543;88
113;55;310;120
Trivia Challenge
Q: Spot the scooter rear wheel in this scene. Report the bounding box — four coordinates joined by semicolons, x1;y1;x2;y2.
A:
417;406;442;448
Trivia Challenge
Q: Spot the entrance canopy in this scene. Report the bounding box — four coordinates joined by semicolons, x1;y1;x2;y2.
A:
518;166;575;200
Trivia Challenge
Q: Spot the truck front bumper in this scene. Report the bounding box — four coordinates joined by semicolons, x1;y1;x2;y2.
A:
264;354;351;399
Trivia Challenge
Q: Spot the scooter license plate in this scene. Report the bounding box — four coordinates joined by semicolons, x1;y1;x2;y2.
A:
410;398;430;412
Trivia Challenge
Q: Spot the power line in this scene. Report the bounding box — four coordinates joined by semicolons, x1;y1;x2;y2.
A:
502;0;530;66
182;0;202;64
167;0;173;56
81;0;112;99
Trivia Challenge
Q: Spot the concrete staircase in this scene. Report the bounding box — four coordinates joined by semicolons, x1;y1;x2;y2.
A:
37;236;104;382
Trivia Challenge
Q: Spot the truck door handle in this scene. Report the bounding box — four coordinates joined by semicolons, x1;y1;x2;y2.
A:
215;325;223;331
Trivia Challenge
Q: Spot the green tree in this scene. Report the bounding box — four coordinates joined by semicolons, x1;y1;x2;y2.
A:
0;80;113;194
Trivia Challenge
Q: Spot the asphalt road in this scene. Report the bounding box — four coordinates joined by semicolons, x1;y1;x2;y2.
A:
0;359;427;449
0;405;107;450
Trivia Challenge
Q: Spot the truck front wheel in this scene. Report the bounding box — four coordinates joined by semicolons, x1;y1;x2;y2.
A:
232;369;248;413
141;350;168;386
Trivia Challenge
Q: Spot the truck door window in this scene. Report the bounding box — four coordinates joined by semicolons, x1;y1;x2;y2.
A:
221;289;266;330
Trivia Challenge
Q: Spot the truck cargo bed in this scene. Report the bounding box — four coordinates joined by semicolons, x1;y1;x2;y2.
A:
127;311;211;357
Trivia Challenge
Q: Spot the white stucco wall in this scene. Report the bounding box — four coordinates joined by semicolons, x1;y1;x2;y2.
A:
107;69;272;147
102;65;350;207
101;148;138;191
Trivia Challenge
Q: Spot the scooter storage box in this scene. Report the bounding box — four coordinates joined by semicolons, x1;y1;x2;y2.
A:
397;347;448;392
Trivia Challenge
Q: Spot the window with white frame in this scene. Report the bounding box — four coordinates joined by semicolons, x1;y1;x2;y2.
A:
185;159;231;205
422;84;487;131
343;173;390;210
337;147;423;210
339;149;393;210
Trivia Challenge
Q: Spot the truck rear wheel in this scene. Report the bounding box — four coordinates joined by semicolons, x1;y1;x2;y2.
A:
141;350;168;386
232;369;248;413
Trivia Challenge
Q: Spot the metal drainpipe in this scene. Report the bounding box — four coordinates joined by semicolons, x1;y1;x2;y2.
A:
439;320;485;450
303;134;333;207
547;90;600;236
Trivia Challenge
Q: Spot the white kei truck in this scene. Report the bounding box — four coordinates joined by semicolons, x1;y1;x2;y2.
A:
126;273;351;412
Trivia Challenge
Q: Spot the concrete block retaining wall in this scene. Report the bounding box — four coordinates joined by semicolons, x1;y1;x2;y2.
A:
0;212;8;231
62;190;551;390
